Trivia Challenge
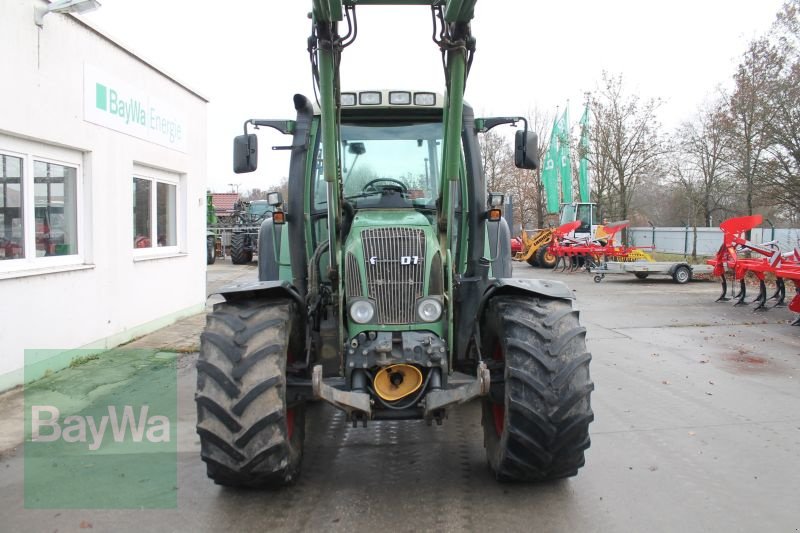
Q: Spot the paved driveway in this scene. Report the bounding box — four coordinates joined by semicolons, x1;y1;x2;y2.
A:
1;262;798;532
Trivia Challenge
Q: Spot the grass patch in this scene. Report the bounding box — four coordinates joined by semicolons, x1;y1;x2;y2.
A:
68;353;100;368
157;345;200;354
118;334;146;347
651;251;711;265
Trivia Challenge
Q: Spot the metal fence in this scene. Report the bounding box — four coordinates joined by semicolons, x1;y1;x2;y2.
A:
628;226;800;256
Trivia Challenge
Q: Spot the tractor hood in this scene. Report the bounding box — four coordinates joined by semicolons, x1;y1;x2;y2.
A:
349;209;433;230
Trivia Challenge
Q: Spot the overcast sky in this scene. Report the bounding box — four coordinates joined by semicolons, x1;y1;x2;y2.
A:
81;0;785;193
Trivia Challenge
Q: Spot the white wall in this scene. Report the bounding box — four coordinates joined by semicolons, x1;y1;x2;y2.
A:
0;0;208;388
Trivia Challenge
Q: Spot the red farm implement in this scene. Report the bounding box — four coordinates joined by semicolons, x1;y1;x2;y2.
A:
549;220;654;272
708;215;800;325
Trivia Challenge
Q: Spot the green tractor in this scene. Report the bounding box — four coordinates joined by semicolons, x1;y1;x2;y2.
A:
196;0;593;487
230;199;275;265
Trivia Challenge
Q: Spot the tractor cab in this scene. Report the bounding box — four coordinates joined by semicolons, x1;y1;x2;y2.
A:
316;91;445;214
559;202;598;241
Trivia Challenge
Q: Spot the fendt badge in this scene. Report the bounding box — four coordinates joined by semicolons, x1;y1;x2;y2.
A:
369;256;420;265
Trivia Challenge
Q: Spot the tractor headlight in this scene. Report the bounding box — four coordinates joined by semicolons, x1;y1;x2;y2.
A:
417;298;442;322
349;299;375;324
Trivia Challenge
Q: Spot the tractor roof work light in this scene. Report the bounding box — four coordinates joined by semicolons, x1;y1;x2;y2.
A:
413;92;436;106
35;0;101;27
488;192;504;208
341;93;356;106
389;91;411;105
359;92;381;105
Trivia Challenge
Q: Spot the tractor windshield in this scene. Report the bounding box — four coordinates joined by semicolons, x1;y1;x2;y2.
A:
313;121;443;210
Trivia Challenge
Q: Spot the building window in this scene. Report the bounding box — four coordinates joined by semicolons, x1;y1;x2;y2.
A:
133;178;152;247
35;161;78;257
157;182;177;247
132;173;178;250
0;139;83;271
0;154;24;260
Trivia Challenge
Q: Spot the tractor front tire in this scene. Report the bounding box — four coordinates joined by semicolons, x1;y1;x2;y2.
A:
196;298;305;488
482;295;594;481
230;234;252;265
536;246;558;269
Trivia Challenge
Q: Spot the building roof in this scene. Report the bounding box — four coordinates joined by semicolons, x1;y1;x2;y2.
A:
210;193;240;215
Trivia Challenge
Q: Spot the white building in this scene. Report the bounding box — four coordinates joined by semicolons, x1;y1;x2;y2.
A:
0;0;208;390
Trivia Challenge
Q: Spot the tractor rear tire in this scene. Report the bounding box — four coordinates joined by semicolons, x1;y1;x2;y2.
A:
481;295;594;481
207;236;216;265
230;234;252;265
535;246;558;269
196;298;305;488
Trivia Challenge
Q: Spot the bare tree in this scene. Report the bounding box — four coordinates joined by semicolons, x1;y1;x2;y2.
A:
242;188;269;201
763;1;800;215
502;164;540;231
775;0;800;53
676;99;733;226
479;130;511;193
724;38;783;218
525;107;555;227
584;117;615;218
587;72;667;222
763;64;800;214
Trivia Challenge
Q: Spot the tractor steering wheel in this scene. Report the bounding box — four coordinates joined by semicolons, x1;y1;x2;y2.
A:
362;178;408;194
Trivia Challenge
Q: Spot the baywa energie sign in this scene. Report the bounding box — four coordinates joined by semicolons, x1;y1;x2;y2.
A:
83;64;189;153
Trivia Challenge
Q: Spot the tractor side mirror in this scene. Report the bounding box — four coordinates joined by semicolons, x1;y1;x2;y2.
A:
514;130;538;170
233;134;258;173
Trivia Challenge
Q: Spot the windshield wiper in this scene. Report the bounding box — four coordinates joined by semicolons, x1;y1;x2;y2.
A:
344;190;384;201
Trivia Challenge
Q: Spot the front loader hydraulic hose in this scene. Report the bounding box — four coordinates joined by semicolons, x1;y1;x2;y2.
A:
307;240;331;306
304;240;331;370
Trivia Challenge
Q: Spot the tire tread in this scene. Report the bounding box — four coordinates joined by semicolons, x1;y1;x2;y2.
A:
482;295;594;481
196;299;304;488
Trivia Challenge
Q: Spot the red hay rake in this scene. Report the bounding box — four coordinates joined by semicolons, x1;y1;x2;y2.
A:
707;215;800;325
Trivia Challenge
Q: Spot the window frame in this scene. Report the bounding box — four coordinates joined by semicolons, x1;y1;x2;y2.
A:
0;138;85;274
131;168;181;259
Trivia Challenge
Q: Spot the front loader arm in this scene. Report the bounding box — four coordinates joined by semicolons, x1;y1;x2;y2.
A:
310;0;477;358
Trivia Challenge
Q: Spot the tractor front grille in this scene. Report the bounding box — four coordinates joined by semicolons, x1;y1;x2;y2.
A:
361;227;426;324
345;253;362;297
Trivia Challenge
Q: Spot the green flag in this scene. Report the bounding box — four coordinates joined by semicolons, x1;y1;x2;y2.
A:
578;103;591;203
541;117;560;215
558;108;573;204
